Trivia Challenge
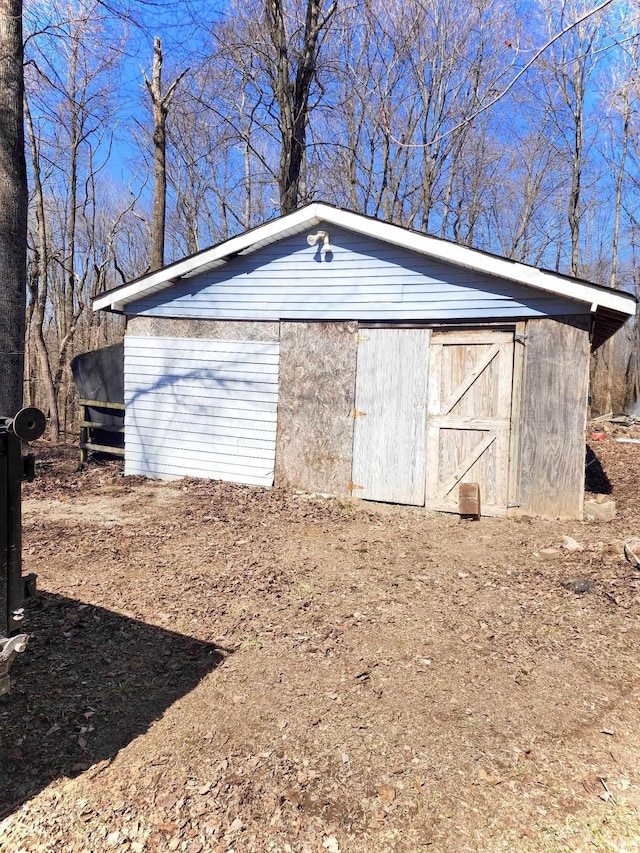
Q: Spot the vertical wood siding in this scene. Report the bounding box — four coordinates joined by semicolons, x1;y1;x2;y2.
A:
126;225;582;322
517;316;591;519
351;328;430;505
275;321;358;495
124;335;279;485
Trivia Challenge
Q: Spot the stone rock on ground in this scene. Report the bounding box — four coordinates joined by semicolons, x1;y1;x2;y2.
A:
561;536;584;552
561;577;596;594
584;496;616;522
624;538;640;568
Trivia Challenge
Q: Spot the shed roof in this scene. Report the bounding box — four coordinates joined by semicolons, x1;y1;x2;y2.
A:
93;202;636;346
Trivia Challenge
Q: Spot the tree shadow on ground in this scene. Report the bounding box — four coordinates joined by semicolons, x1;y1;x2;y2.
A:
0;591;225;818
585;445;613;494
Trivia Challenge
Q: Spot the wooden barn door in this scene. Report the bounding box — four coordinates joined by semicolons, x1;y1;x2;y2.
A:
425;330;515;516
351;328;430;505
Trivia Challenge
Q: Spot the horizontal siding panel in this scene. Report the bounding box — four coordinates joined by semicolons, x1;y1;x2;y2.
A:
132;277;560;298
135;291;403;307
124;389;278;417
127;345;279;361
127;224;584;322
125;446;275;481
125;357;279;376
155;271;558;290
128;421;276;450
126;434;275;462
126;365;278;382
127;408;278;436
125;354;279;371
176;277;462;290
125;382;278;412
124;370;279;391
125;459;274;487
137;301;577;322
124;335;279;486
128;357;278;383
125;365;278;395
125;398;277;430
134;295;567;312
130;283;485;307
131;291;528;309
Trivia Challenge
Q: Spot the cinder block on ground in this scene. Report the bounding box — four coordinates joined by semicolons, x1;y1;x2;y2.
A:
583;495;616;522
459;483;481;519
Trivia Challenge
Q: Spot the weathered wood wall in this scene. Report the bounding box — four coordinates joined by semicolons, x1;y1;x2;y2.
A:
127;316;280;342
275;321;357;495
127;314;593;518
352;328;430;505
517;315;591;519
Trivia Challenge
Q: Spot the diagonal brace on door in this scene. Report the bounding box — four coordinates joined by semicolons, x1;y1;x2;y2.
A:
439;432;497;498
439;344;500;415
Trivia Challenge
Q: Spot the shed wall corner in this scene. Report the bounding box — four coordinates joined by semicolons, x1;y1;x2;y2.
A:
517;315;591;520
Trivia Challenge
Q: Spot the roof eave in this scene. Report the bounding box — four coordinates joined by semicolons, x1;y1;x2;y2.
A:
592;305;634;350
92;202;638;321
319;207;636;318
92;205;324;313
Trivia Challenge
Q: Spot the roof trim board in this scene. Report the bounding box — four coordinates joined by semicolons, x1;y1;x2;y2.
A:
93;203;637;320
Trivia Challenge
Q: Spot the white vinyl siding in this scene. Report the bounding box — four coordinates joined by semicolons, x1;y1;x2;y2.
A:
124;336;279;485
127;225;582;322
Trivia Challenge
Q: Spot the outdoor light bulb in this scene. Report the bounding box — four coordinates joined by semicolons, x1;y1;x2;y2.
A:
307;230;331;252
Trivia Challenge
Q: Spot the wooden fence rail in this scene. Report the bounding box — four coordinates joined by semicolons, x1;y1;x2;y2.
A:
78;398;125;463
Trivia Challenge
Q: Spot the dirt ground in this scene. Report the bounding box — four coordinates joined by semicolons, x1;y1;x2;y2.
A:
2;435;640;852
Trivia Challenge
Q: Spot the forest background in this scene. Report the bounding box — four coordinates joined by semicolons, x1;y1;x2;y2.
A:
21;0;640;438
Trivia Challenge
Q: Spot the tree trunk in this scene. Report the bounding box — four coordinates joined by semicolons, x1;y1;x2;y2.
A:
568;104;583;277
0;0;26;418
145;37;187;271
265;0;336;215
149;37;167;271
25;96;59;437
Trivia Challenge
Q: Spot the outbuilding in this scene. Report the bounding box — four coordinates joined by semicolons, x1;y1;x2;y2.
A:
93;203;636;520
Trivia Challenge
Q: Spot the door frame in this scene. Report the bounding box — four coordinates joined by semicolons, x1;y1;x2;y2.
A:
352;321;525;515
425;321;526;518
350;327;431;505
506;321;526;517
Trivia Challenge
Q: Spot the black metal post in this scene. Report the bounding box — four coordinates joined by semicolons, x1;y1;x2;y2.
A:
0;431;8;639
0;408;45;695
7;429;23;635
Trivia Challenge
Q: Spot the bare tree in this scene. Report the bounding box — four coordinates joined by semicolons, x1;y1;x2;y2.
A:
23;0;136;432
24;94;59;436
264;0;337;214
143;36;187;271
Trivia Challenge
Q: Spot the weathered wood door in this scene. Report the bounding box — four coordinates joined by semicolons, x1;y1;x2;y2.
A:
425;330;514;516
351;328;430;505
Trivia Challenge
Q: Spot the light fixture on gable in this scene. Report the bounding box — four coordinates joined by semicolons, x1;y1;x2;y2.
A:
307;230;332;253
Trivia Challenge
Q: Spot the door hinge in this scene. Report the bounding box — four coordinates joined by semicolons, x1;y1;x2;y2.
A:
348;482;364;493
514;333;529;345
351;408;367;418
355;334;369;343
